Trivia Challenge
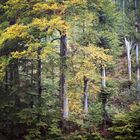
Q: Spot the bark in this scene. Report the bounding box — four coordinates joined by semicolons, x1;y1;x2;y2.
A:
136;44;139;82
122;0;125;30
136;44;140;99
14;61;19;84
101;67;107;129
31;60;34;86
9;64;14;86
134;0;140;98
60;34;68;119
134;0;138;19
83;76;89;114
30;60;34;108
125;37;132;81
10;60;20;107
37;48;42;107
9;60;19;87
5;69;8;92
101;67;106;88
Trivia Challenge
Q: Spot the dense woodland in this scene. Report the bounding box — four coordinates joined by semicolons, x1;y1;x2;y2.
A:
0;0;140;139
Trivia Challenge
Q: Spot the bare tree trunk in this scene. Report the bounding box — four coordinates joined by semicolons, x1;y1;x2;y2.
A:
135;44;140;99
135;0;139;82
30;60;34;108
37;48;42;107
13;60;20;107
125;37;132;81
102;67;106;88
9;63;14;87
60;34;68;120
101;66;107;130
134;0;138;19
5;69;8;92
31;60;34;86
136;45;139;81
83;76;88;114
122;0;125;30
134;0;140;99
122;0;132;81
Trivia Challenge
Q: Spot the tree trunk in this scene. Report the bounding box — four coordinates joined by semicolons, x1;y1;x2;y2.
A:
101;66;107;129
134;0;140;99
136;45;139;81
14;60;19;84
135;0;139;82
83;76;88;114
134;0;138;19
127;50;131;81
30;60;34;108
60;34;68;119
5;69;8;92
122;0;125;30
136;44;140;99
31;60;34;86
37;48;42;107
125;37;132;81
101;67;106;88
9;64;14;87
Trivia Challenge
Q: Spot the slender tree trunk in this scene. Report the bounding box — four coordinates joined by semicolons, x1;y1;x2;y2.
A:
14;60;19;84
13;60;20;107
83;76;88;114
5;69;8;92
60;34;68;120
30;60;34;108
31;60;34;86
122;0;132;81
135;0;139;82
122;0;125;30
102;67;106;88
127;50;131;81
134;0;138;19
9;64;14;87
101;66;107;129
136;45;139;82
37;48;42;107
134;0;140;98
125;38;132;81
135;44;140;99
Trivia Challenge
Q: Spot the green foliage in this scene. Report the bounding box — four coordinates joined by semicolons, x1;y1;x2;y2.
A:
87;102;103;127
63;131;105;140
48;120;62;138
109;103;140;140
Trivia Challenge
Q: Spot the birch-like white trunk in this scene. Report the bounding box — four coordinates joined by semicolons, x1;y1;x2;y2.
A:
102;67;106;88
125;37;132;81
63;92;69;118
101;66;107;129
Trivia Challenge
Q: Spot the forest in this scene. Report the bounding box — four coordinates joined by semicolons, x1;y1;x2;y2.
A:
0;0;140;140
